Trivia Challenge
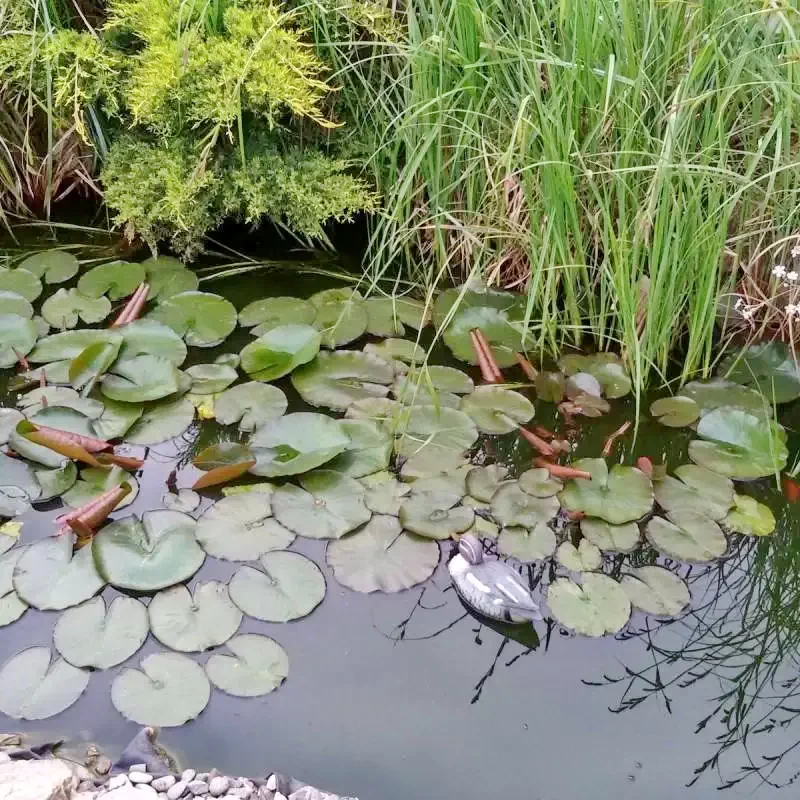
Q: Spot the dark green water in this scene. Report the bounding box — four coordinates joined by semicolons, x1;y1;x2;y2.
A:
1;233;799;799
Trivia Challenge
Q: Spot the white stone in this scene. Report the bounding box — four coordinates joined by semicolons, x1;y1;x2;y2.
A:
0;755;9;766
129;766;147;775
104;787;153;800
73;793;97;800
195;775;209;784
152;776;176;792
180;771;196;784
227;788;252;800
130;773;153;785
107;776;130;790
208;777;230;797
167;780;187;800
187;781;208;796
264;778;277;793
95;758;113;776
136;787;157;797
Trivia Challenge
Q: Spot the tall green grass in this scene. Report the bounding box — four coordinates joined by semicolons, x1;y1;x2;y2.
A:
317;0;800;386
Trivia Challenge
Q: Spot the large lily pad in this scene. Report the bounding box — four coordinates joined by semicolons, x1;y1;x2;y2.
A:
125;397;195;445
149;291;237;347
518;468;562;498
0;290;33;318
91;396;144;440
580;518;640;553
14;535;105;610
28;405;96;438
0;268;41;301
101;355;183;402
0;549;27;626
363;296;427;336
78;260;146;300
559;353;631;399
143;257;199;301
547;574;631;637
29;329;122;363
0;408;24;446
492;483;559;528
497;523;556;561
249;412;350;477
0;647;88;720
240;296;315;330
364;339;425;368
53;596;149;669
399;488;473;539
292;351;394;411
272;470;371;539
19;250;79;283
196;494;294;560
41;288;111;329
92;510;204;591
35;461;78;502
205;634;289;697
62;466;139;510
327;514;439;593
559;458;653;524
149;581;242;652
215;382;287;431
241;324;321;382
724;494;776;536
312;299;368;348
17;387;103;419
466;465;510;502
680;379;765;415
557;539;602;572
718;341;800;403
186;364;238;395
391;379;460;409
229;551;326;622
361;473;411;516
649;396;700;428
6;427;68;470
460;387;534;434
654;464;733;520
112;652;210;727
117;319;187;365
328;419;392;478
70;339;123;394
0;314;37;368
0;451;42;514
645;510;727;562
621;567;690;617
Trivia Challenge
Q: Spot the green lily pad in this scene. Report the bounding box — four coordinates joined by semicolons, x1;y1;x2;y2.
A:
649;396;700;428
19;250;79;283
205;634;289;697
724;493;776;536
193;442;254;471
559;353;631;399
466;465;510;502
28;406;95;439
547;574;631;637
328;419;392;478
112;652;210;727
149;581;242;652
433;285;521;327
117;319;187;366
92;510;204;591
391;378;460;409
313;299;368;348
0;549;27;626
535;372;566;403
148;291;237;347
404;366;474;395
443;306;525;368
346;397;404;429
53;596;149;669
621;567;690;617
229;551;326;622
497;523;556;561
62;466;139;510
240;296;315;331
41;288;111;329
654;464;733;520
196;493;294;561
70;339;123;394
0;486;32;518
491;483;559;528
14;536;105;610
214;352;240;368
396;405;478;451
124;397;195;445
0;268;41;301
0;408;24;446
460;386;534;434
518;468;562;498
91;396;144;440
32;315;49;336
101;355;183;402
680;379;765;415
0;290;33;318
580;518;640;553
327;514;440;593
272;470;371;539
29;329;122;363
18;387;104;420
645;510;727;562
558;458;653;524
0;647;88;720
35;461;78;502
363;339;425;368
249;412;350;477
718;341;800;403
399;489;474;539
77;260;146;300
143;257;199;301
215;382;287;431
162;489;200;513
463;497;500;539
556;539;602;572
565;372;603;399
363;297;427;336
292;350;394;411
361;473;411;516
0;314;37;368
186;363;238;395
310;288;363;306
241;324;321;382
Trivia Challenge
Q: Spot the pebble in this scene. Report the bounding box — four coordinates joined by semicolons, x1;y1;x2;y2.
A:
96;757;113;775
228;788;252;800
130;764;148;774
265;777;277;792
152;776;177;792
136;786;158;797
196;773;210;783
158;795;168;800
78;780;96;792
108;775;130;790
188;780;209;796
181;770;197;783
256;788;272;800
167;780;188;800
131;772;154;784
209;777;231;797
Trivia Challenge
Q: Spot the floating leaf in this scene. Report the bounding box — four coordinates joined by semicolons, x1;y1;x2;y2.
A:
391;378;460;409
14;535;104;610
124;397;195;445
91;396;143;440
78;260;146;300
312;299;368;348
621;567;690;617
69;339;122;394
535;372;565;403
63;465;138;510
214;352;240;368
32;315;49;336
205;634;289;697
0;268;41;301
149;581;242;653
6;426;68;469
0;289;33;318
116;319;187;366
93;510;204;591
361;473;411;516
558;458;653;524
518;468;562;498
101;355;183;402
41;288;111;329
654;464;733;521
649;396;700;428
460;386;534;434
53;596;149;668
463;498;500;539
363;339;425;370
215;382;287;431
0;486;31;518
556;539;602;572
19;250;79;283
196;494;294;560
328;419;392;478
240;296;315;330
0;548;26;625
0;314;36;368
143;257;199;300
724;494;776;536
680;378;764;415
162;489;200;513
0;647;88;720
34;461;78;502
492;484;559;528
718;341;800;403
28;406;98;440
547;574;631;637
645;510;727;562
0;451;42;510
229;551;326;622
240;324;321;381
0;408;23;445
186;363;238;395
559;353;631;399
399;489;473;540
29;329;122;363
466;465;510;502
249;412;350;477
580;518;640;553
363;297;427;336
497;524;556;561
148;291;237;347
112;652;210;727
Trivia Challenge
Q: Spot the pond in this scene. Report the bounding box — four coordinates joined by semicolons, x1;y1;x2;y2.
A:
1;229;799;800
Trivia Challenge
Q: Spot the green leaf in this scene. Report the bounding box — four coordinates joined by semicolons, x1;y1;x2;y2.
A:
497;524;556;561
117;319;187;365
0;450;43;509
186;363;238;394
466;465;510;502
101;355;183;402
723;493;776;536
70;339;122;394
361;472;411;516
19;250;79;283
241;324;321;381
580;518;640;553
148;291;237;347
363;296;427;336
91;396;144;440
491;483;559;528
77;260;146;300
0;408;24;446
124;397;195;445
621;567;689;617
0;290;33;318
460;386;534;434
534;372;565;403
41;288;111;329
518;467;562;498
556;539;602;572
547;574;631;637
363;338;425;368
29;329;122;363
313;299;368;348
645;510;727;562
649;396;700;428
205;634;289;697
240;296;315;330
18;386;104;419
718;341;800;403
215;382;287;431
0;268;41;301
0;314;37;368
443;305;524;368
559;353;631;398
399;489;473;539
143;257;199;301
162;489;200;513
654;464;733;520
680;378;765;415
34;461;78;502
327;419;392;478
63;465;139;510
0;549;27;625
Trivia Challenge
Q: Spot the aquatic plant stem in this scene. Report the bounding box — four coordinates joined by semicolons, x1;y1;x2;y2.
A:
519;427;555;458
515;353;538;381
110;282;149;328
474;330;504;382
602;422;632;457
469;330;496;383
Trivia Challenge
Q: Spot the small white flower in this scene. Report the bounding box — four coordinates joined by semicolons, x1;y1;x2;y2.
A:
788;271;799;283
773;264;787;278
786;304;797;316
792;245;800;258
735;297;745;310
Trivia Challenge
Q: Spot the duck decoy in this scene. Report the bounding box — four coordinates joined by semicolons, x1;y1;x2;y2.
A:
448;534;542;624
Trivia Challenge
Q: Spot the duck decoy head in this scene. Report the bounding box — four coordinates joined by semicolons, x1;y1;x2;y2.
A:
458;534;484;565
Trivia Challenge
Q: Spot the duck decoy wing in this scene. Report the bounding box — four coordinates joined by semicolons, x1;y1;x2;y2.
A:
470;561;542;620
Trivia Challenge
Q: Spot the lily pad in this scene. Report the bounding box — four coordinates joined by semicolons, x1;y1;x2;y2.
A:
78;260;146;300
186;363;238;395
460;387;534;434
70;339;122;393
19;250;79;283
240;296;316;331
28;406;96;438
35;461;78;502
0;549;27;626
580;518;640;553
364;339;425;367
117;319;187;366
0;450;43;510
649;396;700;428
205;634;289;697
565;372;603;399
0;647;88;720
292;350;394;411
535;372;566;403
547;574;631;637
312;299;368;348
41;288;111;329
492;483;559;528
53;596;149;669
443;306;525;368
101;355;183;402
556;539;602;572
196;494;294;560
91;396;144;440
466;465;510;502
124;397;195;445
723;493;776;536
497;524;556;561
645;510;727;562
143;258;199;301
215;382;287;431
361;473;411;516
0;268;41;301
0;290;33;318
559;458;653;524
654;464;733;520
149;581;242;652
0;314;37;368
680;379;765;415
327;514;439;593
241;324;321;382
363;297;427;336
559;353;631;398
391;378;460;409
718;341;800;403
29;329;122;363
112;652;210;727
328;419;392;478
0;521;21;554
249;412;350;477
518;468;562;498
399;489;474;539
92;510;204;591
162;489;200;513
14;535;104;610
62;466;139;510
149;291;237;347
229;551;326;622
621;566;690;617
272;470;371;539
0;408;24;445
396;405;478;452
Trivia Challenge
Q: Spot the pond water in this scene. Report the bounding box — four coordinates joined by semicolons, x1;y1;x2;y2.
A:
1;231;800;800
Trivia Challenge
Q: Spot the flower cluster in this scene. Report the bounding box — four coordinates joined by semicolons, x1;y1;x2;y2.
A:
773;264;799;282
792;245;800;259
786;304;800;320
734;297;757;321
